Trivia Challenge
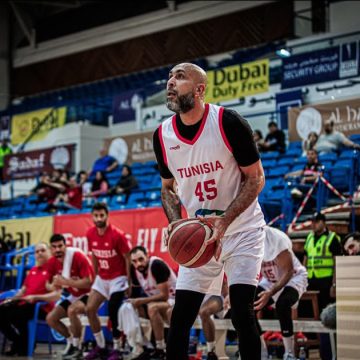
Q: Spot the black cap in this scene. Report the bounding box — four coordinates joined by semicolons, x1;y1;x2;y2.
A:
312;212;326;222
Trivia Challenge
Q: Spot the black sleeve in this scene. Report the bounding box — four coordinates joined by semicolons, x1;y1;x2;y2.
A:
329;235;342;256
150;259;171;284
153;128;173;179
222;109;260;167
130;265;139;285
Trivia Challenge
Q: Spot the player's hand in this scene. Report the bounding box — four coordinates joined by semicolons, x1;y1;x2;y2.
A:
163;219;185;247
22;295;36;303
199;216;227;261
127;298;144;308
223;295;231;311
254;290;272;311
53;275;68;288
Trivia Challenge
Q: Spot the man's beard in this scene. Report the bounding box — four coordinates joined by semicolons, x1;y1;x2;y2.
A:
95;221;106;228
166;91;195;113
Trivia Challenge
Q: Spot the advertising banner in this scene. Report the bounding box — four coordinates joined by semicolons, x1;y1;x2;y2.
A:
206;59;269;103
288;98;360;141
4;144;75;180
112;89;143;124
0;216;53;249
54;207;178;270
282;41;360;89
105;131;155;165
11;107;67;145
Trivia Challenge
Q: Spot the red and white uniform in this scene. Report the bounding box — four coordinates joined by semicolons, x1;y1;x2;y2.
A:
158;104;265;293
47;251;94;297
23;264;54;313
159;103;264;235
87;224;131;298
134;256;177;303
260;226;308;303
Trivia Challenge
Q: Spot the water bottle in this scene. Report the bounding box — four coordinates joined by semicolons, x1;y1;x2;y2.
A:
299;346;306;360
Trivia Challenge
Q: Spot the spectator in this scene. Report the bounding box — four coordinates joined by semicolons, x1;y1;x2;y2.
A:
253;130;265;152
0;243;60;356
87;171;109;198
53;175;83;210
78;170;91;196
259;121;286;153
315;119;360;154
342;232;360;256
285;149;322;183
302;131;318;156
90;148;118;175
303;213;341;312
27;173;52;203
108;164;138;201
0;138;12;183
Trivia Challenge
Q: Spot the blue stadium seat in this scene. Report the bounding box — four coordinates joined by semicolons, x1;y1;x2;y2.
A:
278;158;295;167
319;153;338;163
267;166;289;178
261;151;279;160
262;159;277;168
288;141;302;150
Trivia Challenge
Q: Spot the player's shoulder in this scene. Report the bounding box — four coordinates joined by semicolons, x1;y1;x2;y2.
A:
109;224;127;238
221;107;250;128
86;226;97;237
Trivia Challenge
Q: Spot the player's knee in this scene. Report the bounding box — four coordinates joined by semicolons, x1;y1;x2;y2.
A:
148;304;159;319
46;311;56;327
199;307;212;320
68;305;80;318
275;296;292;310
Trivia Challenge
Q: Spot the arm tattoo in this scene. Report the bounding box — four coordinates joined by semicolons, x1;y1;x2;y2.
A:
223;172;264;228
161;187;182;223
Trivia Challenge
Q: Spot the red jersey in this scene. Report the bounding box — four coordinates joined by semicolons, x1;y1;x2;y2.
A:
23;264;54;313
47;251;94;297
87;224;131;280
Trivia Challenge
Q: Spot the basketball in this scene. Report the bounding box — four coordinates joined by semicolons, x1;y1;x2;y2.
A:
168;219;215;268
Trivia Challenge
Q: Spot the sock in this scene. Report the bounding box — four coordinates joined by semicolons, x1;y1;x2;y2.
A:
156;339;166;350
283;335;294;355
94;331;105;349
62;337;73;354
260;335;268;358
207;341;216;353
73;338;80;349
113;338;120;351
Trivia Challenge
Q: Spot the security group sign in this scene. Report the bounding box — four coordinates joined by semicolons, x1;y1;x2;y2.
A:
206;59;269;103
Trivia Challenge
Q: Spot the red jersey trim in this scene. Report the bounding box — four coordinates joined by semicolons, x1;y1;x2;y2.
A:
172;103;209;145
158;124;168;166
218;106;233;153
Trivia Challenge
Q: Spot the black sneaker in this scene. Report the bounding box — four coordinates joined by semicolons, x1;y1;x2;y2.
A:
131;351;151;360
64;347;83;359
207;351;218;360
150;348;166;360
62;344;76;359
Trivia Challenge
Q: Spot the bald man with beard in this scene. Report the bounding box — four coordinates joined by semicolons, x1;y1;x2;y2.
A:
153;63;266;360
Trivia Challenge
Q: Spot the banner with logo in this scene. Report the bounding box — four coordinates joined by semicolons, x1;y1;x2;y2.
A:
4;144;75;180
206;59;269;103
105;131;155;165
112;89;144;124
54;207;178;270
0;216;53;249
282;41;360;89
275;89;303;130
11;107;67;145
288;98;360;141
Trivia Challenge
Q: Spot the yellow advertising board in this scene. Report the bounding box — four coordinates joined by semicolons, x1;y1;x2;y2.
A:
206;59;269;103
11;107;67;145
0;216;53;249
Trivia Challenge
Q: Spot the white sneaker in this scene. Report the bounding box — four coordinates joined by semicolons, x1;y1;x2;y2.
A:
283;352;297;360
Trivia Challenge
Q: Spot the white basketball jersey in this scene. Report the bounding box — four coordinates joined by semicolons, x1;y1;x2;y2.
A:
159;103;265;235
135;256;177;299
261;226;307;283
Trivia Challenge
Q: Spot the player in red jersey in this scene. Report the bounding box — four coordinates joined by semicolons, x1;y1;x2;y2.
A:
46;234;95;360
85;202;132;360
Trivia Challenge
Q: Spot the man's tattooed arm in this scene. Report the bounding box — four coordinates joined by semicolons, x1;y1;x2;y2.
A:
222;160;265;229
161;178;182;223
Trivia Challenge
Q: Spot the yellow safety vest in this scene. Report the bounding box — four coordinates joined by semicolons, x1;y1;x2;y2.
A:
304;231;339;279
0;147;11;167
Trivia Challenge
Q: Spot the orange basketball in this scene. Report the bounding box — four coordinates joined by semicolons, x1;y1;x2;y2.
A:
168;219;215;268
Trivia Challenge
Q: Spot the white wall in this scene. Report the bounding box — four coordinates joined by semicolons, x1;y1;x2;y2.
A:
330;1;360;34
